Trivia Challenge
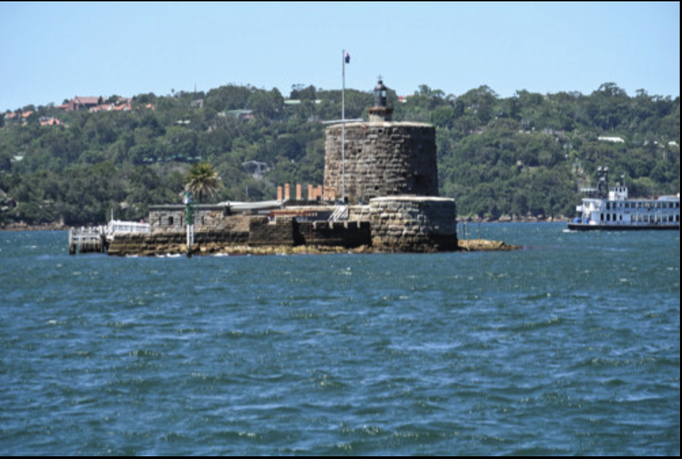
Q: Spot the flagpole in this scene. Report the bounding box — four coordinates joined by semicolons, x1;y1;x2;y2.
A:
341;49;346;203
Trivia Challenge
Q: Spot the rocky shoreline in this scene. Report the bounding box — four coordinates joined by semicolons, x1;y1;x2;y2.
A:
105;240;521;257
0;222;69;232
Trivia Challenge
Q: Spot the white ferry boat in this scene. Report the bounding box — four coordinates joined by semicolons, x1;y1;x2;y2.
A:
569;183;680;231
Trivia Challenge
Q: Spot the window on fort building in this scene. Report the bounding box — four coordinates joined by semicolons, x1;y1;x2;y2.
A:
168;216;174;226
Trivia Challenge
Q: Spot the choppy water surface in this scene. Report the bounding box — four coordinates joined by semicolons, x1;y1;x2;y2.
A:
1;224;679;455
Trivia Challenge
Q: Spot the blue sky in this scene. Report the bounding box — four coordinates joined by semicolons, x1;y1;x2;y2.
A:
0;2;679;112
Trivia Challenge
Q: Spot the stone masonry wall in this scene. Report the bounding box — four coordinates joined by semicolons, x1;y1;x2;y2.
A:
248;216;297;247
369;197;458;253
297;221;371;248
107;230;249;256
107;216;372;256
149;205;250;234
324;122;439;204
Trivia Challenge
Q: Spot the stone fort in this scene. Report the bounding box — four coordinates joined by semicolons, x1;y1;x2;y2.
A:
106;79;458;256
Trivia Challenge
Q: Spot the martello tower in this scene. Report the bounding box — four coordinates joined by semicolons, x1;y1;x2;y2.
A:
324;79;439;204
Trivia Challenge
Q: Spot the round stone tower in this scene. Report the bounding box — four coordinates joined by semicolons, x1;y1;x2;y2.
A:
324;79;439;204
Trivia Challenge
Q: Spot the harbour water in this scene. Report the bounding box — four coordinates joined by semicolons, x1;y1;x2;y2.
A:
1;224;679;455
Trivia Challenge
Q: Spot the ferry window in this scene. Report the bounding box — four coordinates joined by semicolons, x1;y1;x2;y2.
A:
600;213;604;221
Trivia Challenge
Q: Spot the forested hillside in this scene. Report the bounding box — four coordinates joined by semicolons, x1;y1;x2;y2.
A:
0;82;679;227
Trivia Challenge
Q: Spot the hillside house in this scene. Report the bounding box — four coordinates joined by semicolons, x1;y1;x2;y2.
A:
57;96;102;111
40;117;63;126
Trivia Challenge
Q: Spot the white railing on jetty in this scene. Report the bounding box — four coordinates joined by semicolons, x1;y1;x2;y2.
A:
69;220;150;255
105;220;150;240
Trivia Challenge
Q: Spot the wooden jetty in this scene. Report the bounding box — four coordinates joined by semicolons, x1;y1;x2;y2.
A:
68;227;106;254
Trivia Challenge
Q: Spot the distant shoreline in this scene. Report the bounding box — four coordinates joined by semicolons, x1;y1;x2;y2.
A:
0;223;69;232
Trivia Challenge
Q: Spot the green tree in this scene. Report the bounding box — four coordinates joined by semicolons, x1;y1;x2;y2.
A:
185;162;223;203
247;88;284;121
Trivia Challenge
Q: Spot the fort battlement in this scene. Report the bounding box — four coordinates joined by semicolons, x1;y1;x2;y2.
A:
108;198;456;256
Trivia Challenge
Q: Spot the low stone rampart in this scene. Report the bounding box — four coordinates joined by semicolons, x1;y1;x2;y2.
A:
298;221;371;248
107;230;248;256
248;216;297;247
107;215;372;256
108;197;460;256
369;196;458;253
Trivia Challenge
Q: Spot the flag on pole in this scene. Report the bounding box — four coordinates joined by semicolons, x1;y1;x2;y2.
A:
344;51;350;64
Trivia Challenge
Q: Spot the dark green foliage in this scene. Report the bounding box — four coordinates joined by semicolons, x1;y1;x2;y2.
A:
0;82;678;226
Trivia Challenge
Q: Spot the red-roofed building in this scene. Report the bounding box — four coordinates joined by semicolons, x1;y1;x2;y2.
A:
89;98;132;113
57;96;102;111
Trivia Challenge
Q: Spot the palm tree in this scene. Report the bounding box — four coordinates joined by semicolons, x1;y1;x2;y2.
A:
185;162;223;203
